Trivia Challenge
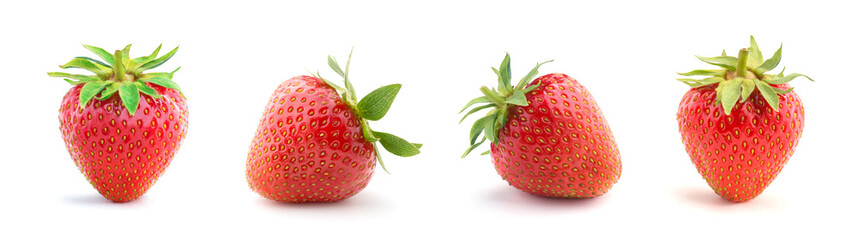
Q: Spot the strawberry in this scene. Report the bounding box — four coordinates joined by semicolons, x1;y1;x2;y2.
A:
49;44;187;202
676;36;813;202
246;50;421;203
460;54;621;198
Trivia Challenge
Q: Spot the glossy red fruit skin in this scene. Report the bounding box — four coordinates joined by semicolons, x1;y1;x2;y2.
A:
490;73;621;198
59;83;188;202
677;84;804;202
247;76;376;203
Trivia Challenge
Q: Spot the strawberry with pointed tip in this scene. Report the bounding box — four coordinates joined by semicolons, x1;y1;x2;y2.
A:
460;54;622;198
246;50;421;203
49;44;187;202
676;36;813;202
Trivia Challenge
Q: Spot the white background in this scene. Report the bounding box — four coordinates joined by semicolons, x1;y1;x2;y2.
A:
1;0;855;239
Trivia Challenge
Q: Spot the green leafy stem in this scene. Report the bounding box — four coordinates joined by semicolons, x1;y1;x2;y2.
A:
313;49;421;173
459;53;552;158
677;36;813;114
48;44;182;116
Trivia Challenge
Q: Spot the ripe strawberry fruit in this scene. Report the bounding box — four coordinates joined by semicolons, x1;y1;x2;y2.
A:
49;44;187;202
460;54;621;198
676;36;812;202
247;50;421;203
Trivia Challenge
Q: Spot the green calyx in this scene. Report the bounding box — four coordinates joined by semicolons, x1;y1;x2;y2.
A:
459;53;552;158
677;36;813;114
311;49;421;173
48;44;182;116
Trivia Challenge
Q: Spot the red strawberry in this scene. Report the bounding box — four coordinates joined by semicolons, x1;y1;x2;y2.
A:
49;44;187;202
246;51;421;203
676;36;812;202
461;54;621;198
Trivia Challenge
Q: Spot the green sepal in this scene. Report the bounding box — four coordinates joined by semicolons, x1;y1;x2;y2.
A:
316;74;347;92
515;60;553;90
498;53;512;94
63;79;85;85
483;113;498;143
47;72;99;83
373;131;421;157
766;73;814;84
135;82;161;99
97;82;120;100
60;58;109;77
78;81;110;108
147;44;162;60
327;56;346;78
747;36;764;68
678;69;725;77
480;86;506;105
343;76;357;103
461;137;487;158
459;96;491;113
357;84;401;121
344;49;354;76
137;46;178;72
695;55;737;71
360;120;378;142
469;114;493;145
341;92;351;107
739;78;754;102
129;44;163;70
493;107;508;142
140;76;182;93
459;104;494;123
772;86;794;94
75;57;112;69
753;79;781;112
717;79;741;115
505;90;527;106
129;56;150;69
120;44;132;66
480;150;490;156
677;77;724;88
141;67;180;80
522;83;540;93
755;44;782;74
118;82;140;115
340;49;358;100
82;44;115;65
373;144;389;174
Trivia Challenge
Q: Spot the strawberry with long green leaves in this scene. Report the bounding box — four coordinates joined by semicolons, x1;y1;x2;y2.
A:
677;36;812;202
460;54;622;198
246;50;421;203
49;44;187;202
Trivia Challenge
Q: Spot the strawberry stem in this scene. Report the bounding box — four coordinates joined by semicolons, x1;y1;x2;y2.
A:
113;50;126;82
735;48;749;78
